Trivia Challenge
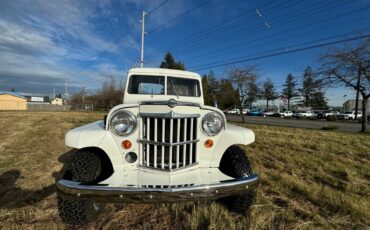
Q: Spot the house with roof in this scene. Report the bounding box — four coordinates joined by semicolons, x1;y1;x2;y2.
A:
51;98;64;105
0;93;27;110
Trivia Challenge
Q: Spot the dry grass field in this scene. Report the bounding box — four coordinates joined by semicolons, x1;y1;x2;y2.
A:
0;111;369;229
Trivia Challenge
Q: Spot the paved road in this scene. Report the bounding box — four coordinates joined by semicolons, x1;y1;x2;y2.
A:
226;115;369;133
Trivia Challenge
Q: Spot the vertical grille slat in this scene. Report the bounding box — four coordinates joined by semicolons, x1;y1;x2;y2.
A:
140;113;198;171
183;119;187;166
161;119;165;169
154;118;158;168
176;119;180;168
169;119;173;170
146;117;150;167
189;118;193;164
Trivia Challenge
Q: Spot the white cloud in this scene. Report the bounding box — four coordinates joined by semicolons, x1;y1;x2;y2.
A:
0;0;198;94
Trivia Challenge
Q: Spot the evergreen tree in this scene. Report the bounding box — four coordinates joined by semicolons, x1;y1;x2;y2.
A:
300;67;326;108
218;79;236;109
301;67;315;107
309;92;327;108
261;79;278;108
282;73;299;110
159;52;185;70
245;77;260;109
206;70;219;106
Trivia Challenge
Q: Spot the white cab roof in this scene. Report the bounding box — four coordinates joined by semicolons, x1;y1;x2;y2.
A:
128;68;201;79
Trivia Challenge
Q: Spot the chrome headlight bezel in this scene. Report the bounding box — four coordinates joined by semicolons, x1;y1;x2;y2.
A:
109;110;137;136
201;112;224;136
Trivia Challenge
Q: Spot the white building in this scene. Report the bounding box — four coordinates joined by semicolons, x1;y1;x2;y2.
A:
51;98;64;105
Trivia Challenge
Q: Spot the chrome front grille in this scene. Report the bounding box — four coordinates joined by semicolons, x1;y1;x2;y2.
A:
139;112;199;171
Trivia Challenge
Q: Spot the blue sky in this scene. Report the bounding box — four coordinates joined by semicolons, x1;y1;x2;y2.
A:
0;0;369;105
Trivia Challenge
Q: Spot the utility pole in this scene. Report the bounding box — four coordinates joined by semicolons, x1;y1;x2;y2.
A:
82;83;86;104
140;11;148;68
64;80;69;103
53;88;55;99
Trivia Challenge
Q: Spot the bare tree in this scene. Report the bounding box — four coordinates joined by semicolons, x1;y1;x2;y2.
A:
320;39;370;132
228;65;260;122
99;76;124;109
69;76;124;110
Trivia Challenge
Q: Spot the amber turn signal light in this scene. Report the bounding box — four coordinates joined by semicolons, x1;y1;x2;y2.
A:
204;139;213;148
122;140;132;149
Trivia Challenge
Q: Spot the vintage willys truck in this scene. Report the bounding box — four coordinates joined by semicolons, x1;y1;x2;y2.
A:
56;68;260;224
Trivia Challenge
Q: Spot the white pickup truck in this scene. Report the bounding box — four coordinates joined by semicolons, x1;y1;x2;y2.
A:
338;111;362;120
279;111;293;118
227;108;240;115
294;111;315;118
56;68;259;224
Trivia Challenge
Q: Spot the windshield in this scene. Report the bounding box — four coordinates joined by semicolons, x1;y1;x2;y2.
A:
128;75;201;97
345;112;352;114
128;75;164;95
167;77;201;97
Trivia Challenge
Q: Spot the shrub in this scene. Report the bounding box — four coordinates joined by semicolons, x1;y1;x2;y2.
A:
326;115;338;121
321;125;339;130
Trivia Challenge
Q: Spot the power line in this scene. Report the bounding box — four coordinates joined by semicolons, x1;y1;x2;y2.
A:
143;0;282;58
173;0;352;60
147;0;212;34
96;0;213;68
157;0;297;53
148;0;171;14
145;0;346;64
191;34;370;71
181;4;370;63
145;1;298;61
193;26;370;69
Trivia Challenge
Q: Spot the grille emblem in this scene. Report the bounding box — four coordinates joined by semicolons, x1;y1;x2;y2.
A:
167;99;177;108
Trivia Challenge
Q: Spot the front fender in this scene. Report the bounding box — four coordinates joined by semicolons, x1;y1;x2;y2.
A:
65;120;124;169
210;124;255;167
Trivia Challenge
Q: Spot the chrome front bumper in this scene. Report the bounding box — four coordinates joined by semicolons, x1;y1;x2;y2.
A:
56;173;260;203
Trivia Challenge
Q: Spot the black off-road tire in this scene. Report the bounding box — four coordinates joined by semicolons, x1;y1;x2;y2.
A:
218;145;256;214
58;151;106;225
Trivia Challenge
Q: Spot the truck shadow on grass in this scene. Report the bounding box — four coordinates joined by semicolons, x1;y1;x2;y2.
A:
0;149;75;209
0;169;55;209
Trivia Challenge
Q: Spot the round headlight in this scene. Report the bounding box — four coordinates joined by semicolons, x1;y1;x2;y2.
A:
202;112;223;136
109;110;137;136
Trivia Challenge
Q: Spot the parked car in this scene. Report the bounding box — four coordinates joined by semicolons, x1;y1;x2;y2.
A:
294;111;315;118
317;111;340;119
263;110;275;117
279;110;293;118
247;109;264;116
228;108;240;115
337;111;362;120
242;109;250;114
56;68;260;224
